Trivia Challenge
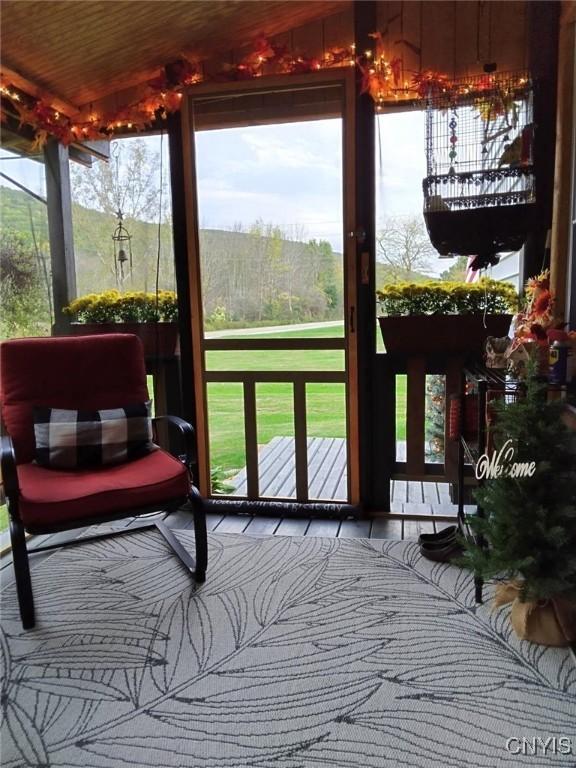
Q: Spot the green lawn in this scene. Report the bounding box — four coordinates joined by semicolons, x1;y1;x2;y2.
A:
206;381;350;475
205;323;406;480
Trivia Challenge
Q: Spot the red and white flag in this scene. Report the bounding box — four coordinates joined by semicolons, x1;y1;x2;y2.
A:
465;255;480;283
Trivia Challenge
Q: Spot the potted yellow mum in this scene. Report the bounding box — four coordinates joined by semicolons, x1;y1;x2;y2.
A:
62;290;179;358
377;278;517;356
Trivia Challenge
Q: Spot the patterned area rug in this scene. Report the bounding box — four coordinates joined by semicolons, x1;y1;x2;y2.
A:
1;531;575;767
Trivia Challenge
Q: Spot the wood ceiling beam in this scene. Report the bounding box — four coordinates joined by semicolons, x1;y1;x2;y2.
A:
1;64;79;116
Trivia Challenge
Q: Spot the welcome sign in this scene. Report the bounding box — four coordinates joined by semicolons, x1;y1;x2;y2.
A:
475;439;537;480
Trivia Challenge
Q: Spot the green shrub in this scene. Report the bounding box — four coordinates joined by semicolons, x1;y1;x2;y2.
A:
0;229;51;339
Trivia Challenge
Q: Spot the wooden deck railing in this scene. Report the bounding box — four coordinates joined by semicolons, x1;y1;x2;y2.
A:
204;337;346;503
203;341;466;510
205;370;346;501
379;352;464;487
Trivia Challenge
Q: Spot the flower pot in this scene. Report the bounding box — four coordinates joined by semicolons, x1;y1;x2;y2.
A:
378;314;512;356
495;582;576;646
510;598;576;647
63;322;179;359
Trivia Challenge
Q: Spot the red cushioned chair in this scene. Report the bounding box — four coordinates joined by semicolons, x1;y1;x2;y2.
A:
0;334;207;630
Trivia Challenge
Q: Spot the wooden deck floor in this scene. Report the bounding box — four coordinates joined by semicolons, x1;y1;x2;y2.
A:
0;444;459;587
231;436;347;500
230;436;457;514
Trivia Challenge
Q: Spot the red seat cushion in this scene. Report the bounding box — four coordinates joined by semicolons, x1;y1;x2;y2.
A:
17;449;190;529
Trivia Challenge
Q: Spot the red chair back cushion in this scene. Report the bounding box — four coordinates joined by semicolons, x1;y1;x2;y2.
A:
1;334;149;464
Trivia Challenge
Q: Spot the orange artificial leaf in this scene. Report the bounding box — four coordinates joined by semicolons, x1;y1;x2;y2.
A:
533;290;552;316
31;130;49;150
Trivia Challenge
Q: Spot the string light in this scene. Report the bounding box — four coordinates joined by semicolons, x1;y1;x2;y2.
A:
0;84;20;101
0;35;531;146
0;37;358;144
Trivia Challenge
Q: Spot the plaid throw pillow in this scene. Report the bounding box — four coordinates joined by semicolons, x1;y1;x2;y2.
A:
33;401;156;469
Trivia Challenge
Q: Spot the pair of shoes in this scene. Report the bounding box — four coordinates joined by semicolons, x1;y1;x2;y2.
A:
419;539;464;563
418;525;457;545
418;525;463;563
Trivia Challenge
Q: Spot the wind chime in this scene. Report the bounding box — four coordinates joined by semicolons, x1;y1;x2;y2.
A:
110;142;134;287
112;208;133;286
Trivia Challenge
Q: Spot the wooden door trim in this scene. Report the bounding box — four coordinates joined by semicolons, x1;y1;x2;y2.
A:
181;95;211;495
342;69;360;506
182;69;360;505
184;69;353;101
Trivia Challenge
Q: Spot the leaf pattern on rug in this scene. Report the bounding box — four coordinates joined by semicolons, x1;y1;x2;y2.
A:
1;532;575;767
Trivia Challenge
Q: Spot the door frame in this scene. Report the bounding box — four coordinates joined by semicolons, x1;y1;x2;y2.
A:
180;68;360;505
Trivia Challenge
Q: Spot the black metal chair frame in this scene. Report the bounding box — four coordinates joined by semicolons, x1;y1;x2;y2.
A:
1;414;208;630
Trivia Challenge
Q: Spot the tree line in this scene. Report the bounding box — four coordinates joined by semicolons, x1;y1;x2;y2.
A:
1;136;470;339
0;187;344;334
200;224;341;328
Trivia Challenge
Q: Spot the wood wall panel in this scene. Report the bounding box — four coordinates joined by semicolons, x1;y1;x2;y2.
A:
454;2;480;76
292;19;324;59
423;1;457;77
550;0;575;318
0;1;349;107
490;2;529;72
324;6;355;52
89;7;353;121
374;1;529;85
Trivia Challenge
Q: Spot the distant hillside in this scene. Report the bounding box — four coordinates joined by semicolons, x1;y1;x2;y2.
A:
1;186;345;325
0;185;176;293
1;185;428;323
0;186;49;243
197;226;344;324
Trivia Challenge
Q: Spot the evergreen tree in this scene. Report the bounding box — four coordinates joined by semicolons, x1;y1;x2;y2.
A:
425;375;445;461
462;371;576;602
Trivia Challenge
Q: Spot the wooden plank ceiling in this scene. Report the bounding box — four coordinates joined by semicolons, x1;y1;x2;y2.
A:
0;0;349;111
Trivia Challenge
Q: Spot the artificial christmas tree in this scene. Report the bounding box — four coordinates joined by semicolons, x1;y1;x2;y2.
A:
461;368;576;645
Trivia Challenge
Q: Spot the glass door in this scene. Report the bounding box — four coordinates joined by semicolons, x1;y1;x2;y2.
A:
181;71;359;505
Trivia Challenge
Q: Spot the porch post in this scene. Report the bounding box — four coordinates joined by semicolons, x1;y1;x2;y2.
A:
550;1;576;323
523;1;560;282
167;112;196;428
44;138;76;333
353;1;379;510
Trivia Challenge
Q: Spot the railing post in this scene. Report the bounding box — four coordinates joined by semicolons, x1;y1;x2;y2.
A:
293;379;308;502
243;379;259;499
444;357;463;481
406;357;426;476
374;354;395;510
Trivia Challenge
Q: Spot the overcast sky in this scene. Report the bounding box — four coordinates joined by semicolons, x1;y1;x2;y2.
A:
1;110;432;263
194;112;428;255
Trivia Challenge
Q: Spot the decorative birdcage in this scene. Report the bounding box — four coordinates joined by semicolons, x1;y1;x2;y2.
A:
422;71;535;266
